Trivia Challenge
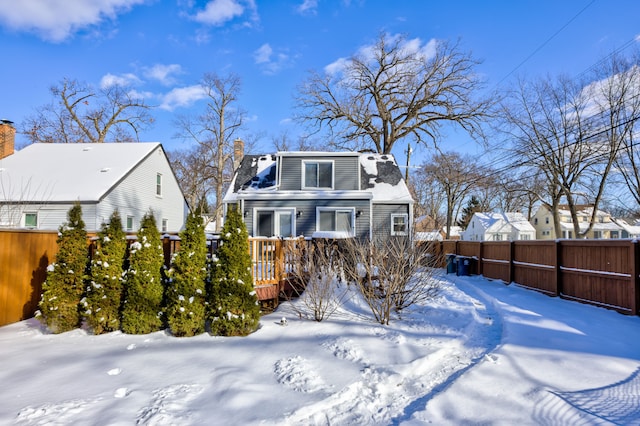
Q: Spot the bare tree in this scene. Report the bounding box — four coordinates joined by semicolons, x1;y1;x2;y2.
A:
341;236;441;325
502;52;640;238
421;151;482;238
270;131;326;152
295;32;494;154
408;166;447;228
172;73;246;229
22;78;153;144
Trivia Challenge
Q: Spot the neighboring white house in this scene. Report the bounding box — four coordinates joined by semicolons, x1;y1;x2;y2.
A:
461;212;536;242
0;140;188;233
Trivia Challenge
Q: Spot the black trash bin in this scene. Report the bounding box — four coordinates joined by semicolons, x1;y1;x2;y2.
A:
446;254;457;274
456;256;470;276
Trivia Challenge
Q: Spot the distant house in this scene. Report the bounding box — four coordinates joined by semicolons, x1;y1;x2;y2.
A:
612;218;640;238
461;212;536;242
223;151;414;240
0;127;188;233
531;204;623;239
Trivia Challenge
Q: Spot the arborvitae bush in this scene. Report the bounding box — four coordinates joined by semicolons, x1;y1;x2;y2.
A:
82;210;127;334
208;205;260;336
164;213;207;337
121;212;165;334
36;203;88;333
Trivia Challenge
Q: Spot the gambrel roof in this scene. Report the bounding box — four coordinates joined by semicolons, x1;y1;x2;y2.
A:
0;142;167;203
225;151;413;203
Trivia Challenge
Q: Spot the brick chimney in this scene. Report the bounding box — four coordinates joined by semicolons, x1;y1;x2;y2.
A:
233;138;244;171
0;119;15;160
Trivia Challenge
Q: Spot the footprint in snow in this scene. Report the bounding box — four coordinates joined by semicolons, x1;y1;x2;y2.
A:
108;368;122;376
274;356;329;393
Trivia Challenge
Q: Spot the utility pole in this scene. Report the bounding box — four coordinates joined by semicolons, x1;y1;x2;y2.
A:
404;142;412;183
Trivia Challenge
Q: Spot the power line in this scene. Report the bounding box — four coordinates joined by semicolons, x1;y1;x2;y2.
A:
498;0;597;85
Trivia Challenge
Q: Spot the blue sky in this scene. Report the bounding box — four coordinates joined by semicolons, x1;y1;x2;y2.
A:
1;0;639;166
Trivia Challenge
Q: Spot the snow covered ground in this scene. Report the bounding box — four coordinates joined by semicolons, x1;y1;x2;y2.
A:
1;272;639;425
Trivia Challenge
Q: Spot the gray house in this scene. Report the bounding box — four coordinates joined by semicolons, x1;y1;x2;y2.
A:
223;151;414;240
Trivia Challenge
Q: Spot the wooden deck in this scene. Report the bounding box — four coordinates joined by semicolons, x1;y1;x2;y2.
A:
248;237;307;304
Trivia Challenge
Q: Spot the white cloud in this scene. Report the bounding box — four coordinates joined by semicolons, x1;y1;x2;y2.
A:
324;57;350;76
100;72;141;89
253;43;272;64
159;85;207;111
0;0;146;42
193;0;244;25
253;43;293;75
144;64;184;86
325;33;438;76
297;0;318;15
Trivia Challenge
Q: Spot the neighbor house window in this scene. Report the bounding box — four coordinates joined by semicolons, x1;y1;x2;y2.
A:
24;212;38;228
303;160;333;189
317;208;354;235
126;216;134;231
156;173;162;196
391;214;408;236
593;231;602;239
162;219;168;233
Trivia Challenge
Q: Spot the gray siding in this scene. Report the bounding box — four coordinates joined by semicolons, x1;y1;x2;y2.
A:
372;203;410;240
279;155;360;191
243;198;370;238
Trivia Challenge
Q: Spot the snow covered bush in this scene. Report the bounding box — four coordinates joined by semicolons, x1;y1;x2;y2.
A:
207;205;260;336
37;203;88;333
121;212;165;334
82;210;127;334
164;213;207;337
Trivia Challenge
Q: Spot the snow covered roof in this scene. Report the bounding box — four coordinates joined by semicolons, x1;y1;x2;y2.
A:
225;151;413;203
472;212;536;233
0;142;163;202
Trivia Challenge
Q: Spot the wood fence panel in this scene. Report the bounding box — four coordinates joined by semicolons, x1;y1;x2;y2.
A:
560;240;635;313
0;230;59;327
481;242;511;283
513;240;558;295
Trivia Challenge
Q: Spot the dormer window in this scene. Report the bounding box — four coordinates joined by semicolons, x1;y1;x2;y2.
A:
302;160;333;189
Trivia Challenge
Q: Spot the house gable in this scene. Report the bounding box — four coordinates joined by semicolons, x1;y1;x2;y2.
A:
0;143;188;232
224;151;413;239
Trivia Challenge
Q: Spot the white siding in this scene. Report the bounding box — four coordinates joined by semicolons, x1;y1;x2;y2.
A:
0;146;187;232
99;147;186;233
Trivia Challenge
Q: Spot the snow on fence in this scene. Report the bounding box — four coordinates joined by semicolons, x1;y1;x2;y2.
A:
434;239;640;315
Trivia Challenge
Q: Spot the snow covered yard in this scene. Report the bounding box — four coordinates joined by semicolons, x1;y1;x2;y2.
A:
1;272;639;425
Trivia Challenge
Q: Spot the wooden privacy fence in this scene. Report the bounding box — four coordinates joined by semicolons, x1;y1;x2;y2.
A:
436;239;640;315
0;230;301;327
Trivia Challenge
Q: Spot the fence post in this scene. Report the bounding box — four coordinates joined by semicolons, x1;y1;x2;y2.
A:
509;241;514;284
477;242;483;276
631;240;639;315
554;240;562;297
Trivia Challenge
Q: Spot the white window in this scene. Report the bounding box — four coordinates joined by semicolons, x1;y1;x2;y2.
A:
255;209;294;237
302;160;333;189
162;219;168;233
593;231;602;239
391;214;408;236
126;216;134;231
156;173;162;196
317;208;354;235
24;212;38;228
